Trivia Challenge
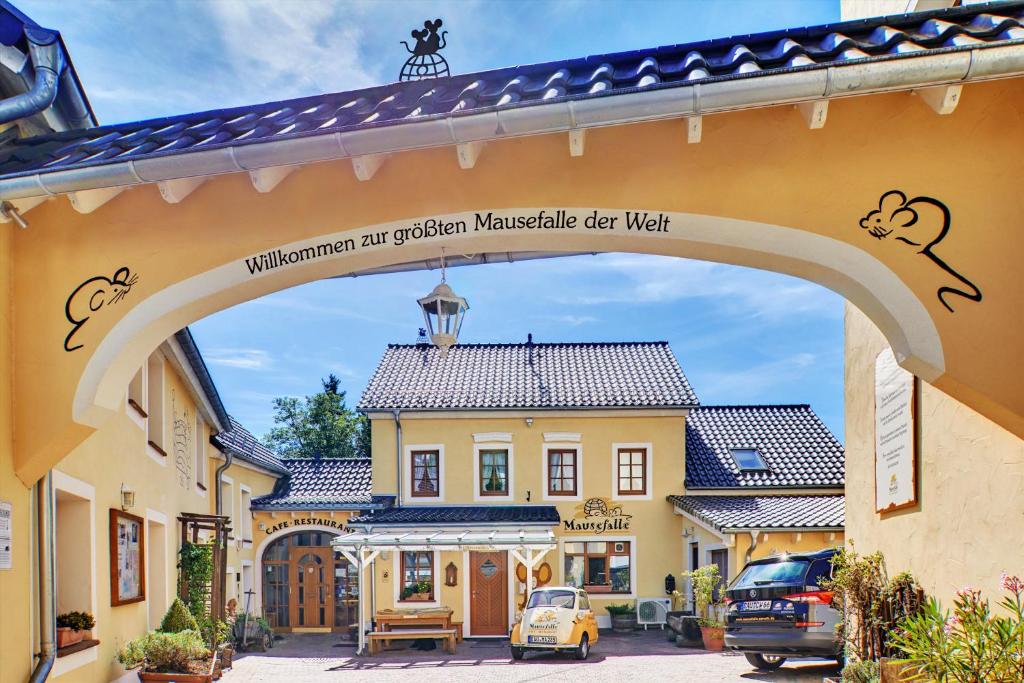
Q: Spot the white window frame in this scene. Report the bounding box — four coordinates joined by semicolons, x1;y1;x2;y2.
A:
51;470;98;678
392;549;441;608
541;442;583;502
473;442;514;502
402;444;445;504
194;414;208;494
145;353;167;466
126;364;148;431
558;535;638;600
611;442;654;501
239;484;253;545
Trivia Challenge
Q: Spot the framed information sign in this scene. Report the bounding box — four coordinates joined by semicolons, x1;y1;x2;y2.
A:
109;509;146;605
874;348;918;513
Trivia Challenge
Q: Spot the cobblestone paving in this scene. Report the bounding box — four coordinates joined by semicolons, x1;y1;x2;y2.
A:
223;632;841;682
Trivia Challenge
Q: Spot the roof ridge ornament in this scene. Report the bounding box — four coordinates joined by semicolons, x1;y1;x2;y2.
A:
400;18;450;82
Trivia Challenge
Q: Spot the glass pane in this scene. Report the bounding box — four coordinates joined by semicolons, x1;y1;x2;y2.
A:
586;542;607;553
610;555;631;592
587;556;607;585
565;555;584;587
564;543;584;554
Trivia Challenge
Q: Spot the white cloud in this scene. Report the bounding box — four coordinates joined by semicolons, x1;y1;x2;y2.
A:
698;352;821;398
550;254;840;321
204;348;273;370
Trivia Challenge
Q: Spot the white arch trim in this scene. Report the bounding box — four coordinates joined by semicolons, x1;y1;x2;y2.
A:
74;208;944;425
252;524;343;619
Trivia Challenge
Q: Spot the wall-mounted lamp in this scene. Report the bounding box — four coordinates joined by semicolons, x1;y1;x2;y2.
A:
682;526;694;538
525;417;533;427
120;483;136;511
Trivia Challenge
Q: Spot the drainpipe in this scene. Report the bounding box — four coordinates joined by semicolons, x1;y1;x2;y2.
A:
215;449;233;516
0;28;63;126
28;472;56;683
392;410;402;504
744;530;761;565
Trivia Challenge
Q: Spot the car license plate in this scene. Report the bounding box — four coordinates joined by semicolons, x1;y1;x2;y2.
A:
742;600;772;611
528;636;557;644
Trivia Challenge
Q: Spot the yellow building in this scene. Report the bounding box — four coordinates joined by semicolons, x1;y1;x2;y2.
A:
3;327;285;683
336;339;844;642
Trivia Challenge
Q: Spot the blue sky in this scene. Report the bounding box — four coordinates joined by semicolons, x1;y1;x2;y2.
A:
21;0;846;439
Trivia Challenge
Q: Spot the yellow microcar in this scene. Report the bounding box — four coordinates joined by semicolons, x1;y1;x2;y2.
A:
510;587;599;660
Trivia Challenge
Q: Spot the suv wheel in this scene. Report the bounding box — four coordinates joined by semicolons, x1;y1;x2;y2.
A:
744;653;786;671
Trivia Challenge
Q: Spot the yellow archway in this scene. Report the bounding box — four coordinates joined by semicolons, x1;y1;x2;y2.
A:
5;76;1024;486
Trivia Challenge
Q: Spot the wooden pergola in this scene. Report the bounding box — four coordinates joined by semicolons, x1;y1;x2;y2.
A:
177;512;231;625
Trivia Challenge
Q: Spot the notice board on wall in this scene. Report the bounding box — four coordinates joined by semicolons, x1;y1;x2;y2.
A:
0;500;11;570
874;347;918;513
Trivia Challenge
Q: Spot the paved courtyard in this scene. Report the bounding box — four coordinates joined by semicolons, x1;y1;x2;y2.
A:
222;632;841;682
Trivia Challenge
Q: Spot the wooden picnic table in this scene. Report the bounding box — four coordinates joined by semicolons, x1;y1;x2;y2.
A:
375;607;453;632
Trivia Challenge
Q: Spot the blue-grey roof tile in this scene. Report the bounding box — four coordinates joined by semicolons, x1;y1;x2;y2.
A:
358;341;697;411
349;505;560;526
251;457;377;509
685;405;844;489
0;3;1020;179
668;494;845;531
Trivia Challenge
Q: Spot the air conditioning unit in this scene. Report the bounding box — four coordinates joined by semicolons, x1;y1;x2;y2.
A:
636;597;672;629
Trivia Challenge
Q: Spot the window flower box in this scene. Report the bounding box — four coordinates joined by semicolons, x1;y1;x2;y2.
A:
403;592;433;602
584;584;612;594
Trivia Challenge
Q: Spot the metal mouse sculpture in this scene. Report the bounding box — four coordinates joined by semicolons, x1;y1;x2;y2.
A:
400;19;449;81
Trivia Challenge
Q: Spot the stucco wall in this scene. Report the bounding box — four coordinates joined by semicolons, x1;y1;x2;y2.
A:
844;302;1024;603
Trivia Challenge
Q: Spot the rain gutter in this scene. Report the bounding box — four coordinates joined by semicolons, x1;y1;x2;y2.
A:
0;26;61;127
1;42;1023;200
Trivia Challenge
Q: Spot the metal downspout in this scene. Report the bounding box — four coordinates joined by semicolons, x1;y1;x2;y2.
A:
215;449;233;516
393;409;402;504
0;30;63;126
744;531;760;565
28;472;56;683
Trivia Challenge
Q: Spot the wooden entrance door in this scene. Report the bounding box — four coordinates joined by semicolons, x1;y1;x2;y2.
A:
289;546;334;628
469;551;508;636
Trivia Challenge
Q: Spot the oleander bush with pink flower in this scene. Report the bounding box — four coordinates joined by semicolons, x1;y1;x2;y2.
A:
890;572;1024;682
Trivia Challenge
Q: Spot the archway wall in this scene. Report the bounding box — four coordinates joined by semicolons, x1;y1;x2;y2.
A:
10;78;1024;484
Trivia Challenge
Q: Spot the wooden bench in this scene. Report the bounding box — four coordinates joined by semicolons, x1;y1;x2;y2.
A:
366;628;457;655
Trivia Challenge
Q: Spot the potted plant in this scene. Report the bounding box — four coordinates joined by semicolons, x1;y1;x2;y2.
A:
56;611;95;648
117;630;214;682
401;580;433;601
198;616;231;677
605;602;638;632
685;565;726;651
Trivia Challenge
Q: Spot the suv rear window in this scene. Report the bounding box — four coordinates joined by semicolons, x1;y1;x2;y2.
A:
731;559;810;588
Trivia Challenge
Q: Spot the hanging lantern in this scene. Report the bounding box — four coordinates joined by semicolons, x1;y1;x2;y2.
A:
417;253;468;356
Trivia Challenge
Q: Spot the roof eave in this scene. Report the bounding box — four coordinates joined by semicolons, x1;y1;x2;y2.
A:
3;41;1024;200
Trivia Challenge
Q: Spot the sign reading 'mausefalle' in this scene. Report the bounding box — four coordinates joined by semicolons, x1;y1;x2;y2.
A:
874;347;917;513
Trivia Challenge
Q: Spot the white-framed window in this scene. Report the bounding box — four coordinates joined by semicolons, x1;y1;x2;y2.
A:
473;442;514;502
542;443;584;501
402;444;445;503
730;448;768;471
222;475;236;539
195;415;208;492
611;442;654;500
559;536;637;599
52;470;98;676
239;485;253;543
146;353;167;463
392;550;441;607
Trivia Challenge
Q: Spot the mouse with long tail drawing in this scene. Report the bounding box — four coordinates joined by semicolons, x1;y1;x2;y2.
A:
859;190;981;312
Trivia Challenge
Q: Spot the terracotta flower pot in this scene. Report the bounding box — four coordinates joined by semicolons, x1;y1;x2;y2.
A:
57;627;84;648
699;625;725;651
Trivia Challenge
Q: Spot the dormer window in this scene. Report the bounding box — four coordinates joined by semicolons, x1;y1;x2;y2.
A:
730;448;768;471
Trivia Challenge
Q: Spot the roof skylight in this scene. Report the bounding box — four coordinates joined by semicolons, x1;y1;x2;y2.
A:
730;448;769;471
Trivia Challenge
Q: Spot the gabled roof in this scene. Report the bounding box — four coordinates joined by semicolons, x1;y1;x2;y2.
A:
685;405;844;489
173;328;230;430
668;494;845;532
250;457;381;510
211;416;289;476
358;341;698;411
348;504;560;527
0;2;1021;188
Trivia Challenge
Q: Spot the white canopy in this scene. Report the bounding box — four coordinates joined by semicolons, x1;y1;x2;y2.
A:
333;527;557;655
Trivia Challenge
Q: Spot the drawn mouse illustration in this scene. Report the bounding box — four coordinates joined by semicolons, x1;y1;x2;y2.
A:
402;18;446;56
859;190;981;312
63;266;139;352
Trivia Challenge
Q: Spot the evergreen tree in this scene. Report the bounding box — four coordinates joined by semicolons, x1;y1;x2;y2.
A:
263;374;370;458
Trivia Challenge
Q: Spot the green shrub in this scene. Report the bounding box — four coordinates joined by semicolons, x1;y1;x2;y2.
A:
116;630;208;673
159;597;199;633
56;611;95;632
604;602;635;616
684;564;725;628
196;616;230;647
842;659;880;683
